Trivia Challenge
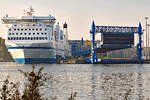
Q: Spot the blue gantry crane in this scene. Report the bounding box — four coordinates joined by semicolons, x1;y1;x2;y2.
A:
90;21;143;64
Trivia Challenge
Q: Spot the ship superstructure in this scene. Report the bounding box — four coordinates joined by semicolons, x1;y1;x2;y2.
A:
2;7;71;63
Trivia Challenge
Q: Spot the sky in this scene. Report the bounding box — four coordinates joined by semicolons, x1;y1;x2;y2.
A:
0;0;150;40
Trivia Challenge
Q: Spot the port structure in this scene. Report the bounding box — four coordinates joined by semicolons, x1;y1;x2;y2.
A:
90;21;143;64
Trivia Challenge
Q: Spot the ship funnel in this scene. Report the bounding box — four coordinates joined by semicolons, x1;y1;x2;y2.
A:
63;22;67;28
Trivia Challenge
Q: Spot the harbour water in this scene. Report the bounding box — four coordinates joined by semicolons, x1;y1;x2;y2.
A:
0;63;150;100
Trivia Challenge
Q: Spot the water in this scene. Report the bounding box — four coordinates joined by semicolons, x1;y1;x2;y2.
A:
0;62;150;100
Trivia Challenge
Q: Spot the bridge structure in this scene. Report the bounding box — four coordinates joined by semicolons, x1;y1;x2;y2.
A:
90;21;143;64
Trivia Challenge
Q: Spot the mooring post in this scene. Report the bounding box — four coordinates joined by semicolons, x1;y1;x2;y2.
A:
137;22;143;62
91;21;95;63
81;37;84;55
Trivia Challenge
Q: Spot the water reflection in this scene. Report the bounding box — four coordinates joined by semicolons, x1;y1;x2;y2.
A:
1;63;150;100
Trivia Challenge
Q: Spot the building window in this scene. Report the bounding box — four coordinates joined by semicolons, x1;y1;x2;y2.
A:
37;33;39;35
33;33;35;35
8;37;10;40
33;37;36;40
36;28;38;30
24;33;27;35
36;37;38;40
40;28;42;31
9;29;11;31
29;33;31;35
25;37;27;40
29;28;31;31
39;37;41;40
45;28;47;31
17;29;20;31
16;37;19;40
14;29;16;31
14;25;17;26
33;24;35;26
12;33;14;35
32;28;35;31
28;37;30;40
45;33;47;35
42;37;44;40
25;29;27;31
20;33;23;35
41;33;43;35
22;37;24;40
21;29;23;31
45;37;47;40
9;33;11;35
16;33;18;35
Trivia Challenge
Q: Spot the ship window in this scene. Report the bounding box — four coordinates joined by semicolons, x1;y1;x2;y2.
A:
41;33;43;35
32;28;35;31
14;29;16;31
17;29;20;31
24;33;27;35
33;33;35;35
12;33;14;35
21;29;23;31
29;33;31;35
37;33;39;35
20;33;23;35
16;33;18;35
36;28;38;30
45;28;47;31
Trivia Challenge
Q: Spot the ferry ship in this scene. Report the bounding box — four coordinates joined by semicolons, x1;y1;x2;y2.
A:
2;7;71;63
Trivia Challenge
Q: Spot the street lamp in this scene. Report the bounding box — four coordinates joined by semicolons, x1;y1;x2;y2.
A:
148;24;150;59
145;17;148;47
148;24;150;47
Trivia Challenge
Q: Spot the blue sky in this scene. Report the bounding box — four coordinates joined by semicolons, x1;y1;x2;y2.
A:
0;0;150;40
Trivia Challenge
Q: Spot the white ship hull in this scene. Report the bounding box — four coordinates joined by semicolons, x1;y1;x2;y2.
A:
8;43;57;63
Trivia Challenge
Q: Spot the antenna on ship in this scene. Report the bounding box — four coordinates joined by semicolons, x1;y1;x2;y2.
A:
24;6;35;16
